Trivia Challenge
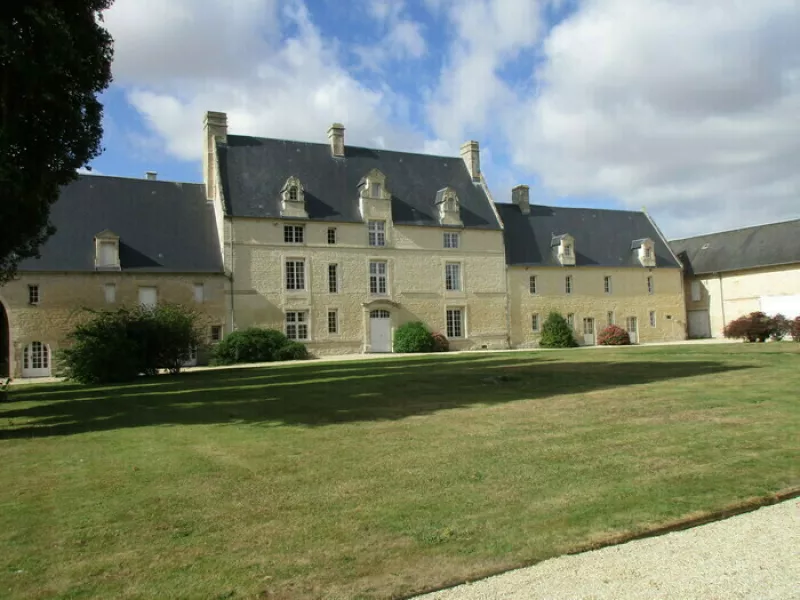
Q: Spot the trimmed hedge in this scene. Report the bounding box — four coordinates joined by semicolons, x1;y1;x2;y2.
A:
212;328;309;365
597;324;631;346
393;321;435;353
539;312;578;348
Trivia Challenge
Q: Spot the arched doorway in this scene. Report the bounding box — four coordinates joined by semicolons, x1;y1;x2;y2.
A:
0;301;9;378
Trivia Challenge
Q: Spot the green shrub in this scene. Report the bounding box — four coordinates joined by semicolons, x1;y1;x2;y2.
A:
393;321;435;353
59;304;202;384
431;332;450;352
539;312;578;348
597;324;631;346
211;328;290;365
277;342;310;361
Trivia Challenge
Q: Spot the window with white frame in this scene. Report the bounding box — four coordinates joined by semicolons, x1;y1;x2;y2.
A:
645;246;653;260
691;281;701;302
529;275;537;295
369;261;387;295
23;341;49;372
446;308;464;338
284;225;304;244
567;313;575;328
193;283;204;303
445;263;461;291
28;284;40;305
565;275;573;295
649;310;657;327
210;325;222;343
138;286;157;308
328;264;338;293
288;186;298;201
327;228;337;245
443;232;460;249
531;313;540;332
285;259;306;290
604;276;612;294
327;310;338;334
563;244;573;257
647;276;654;295
368;220;386;247
98;241;116;267
104;283;116;304
607;311;615;326
285;311;309;340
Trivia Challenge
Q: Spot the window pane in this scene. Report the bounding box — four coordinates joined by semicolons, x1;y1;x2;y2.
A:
531;314;539;331
194;283;204;303
446;309;463;338
445;263;461;291
327;228;337;244
328;310;338;334
529;276;537;294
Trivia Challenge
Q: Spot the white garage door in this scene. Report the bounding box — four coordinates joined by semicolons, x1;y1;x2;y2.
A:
760;295;800;319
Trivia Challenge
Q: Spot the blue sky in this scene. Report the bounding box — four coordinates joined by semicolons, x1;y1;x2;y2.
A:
90;0;800;238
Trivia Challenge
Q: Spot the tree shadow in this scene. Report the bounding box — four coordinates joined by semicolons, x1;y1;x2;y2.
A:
1;354;752;439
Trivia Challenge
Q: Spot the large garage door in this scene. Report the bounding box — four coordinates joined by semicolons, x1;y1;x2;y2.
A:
688;310;711;339
760;295;800;319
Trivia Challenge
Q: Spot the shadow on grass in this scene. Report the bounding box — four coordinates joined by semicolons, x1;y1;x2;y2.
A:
1;353;752;439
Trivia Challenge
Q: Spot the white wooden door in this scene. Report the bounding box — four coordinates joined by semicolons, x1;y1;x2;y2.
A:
22;342;51;378
626;317;639;344
369;310;391;353
688;310;711;338
582;317;595;345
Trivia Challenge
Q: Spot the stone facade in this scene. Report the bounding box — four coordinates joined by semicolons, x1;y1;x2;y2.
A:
509;266;687;347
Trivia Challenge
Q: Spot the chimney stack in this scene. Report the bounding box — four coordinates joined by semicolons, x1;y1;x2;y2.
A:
145;171;157;181
460;141;481;183
512;185;530;215
203;111;228;199
328;123;345;157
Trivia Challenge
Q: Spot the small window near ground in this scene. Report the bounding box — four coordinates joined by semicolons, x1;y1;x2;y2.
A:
565;276;573;295
649;311;657;327
327;310;338;334
443;232;460;249
327;228;337;245
446;308;464;338
104;283;116;304
647;276;654;295
567;313;575;328
529;275;537;295
28;285;40;306
531;313;539;332
604;276;612;294
193;283;204;303
285;311;309;340
210;325;222;343
283;225;305;244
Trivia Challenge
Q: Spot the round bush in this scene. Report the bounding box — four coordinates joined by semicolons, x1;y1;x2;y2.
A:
393;321;435;353
597;324;631;346
277;341;310;361
212;328;289;365
770;314;791;341
431;332;450;352
724;312;773;342
539;312;578;348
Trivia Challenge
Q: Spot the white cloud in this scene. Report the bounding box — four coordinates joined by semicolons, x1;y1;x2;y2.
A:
511;0;800;237
357;0;427;67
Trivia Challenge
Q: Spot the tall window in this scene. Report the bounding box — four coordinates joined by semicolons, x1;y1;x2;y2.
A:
567;313;575;328
23;342;49;371
565;275;573;295
193;283;204;303
28;285;40;305
604;276;612;294
443;232;460;249
368;220;386;247
649;311;657;327
285;311;309;340
369;261;387;295
327;310;338;334
285;259;306;290
288;186;298;201
691;280;701;302
645;246;653;260
445;263;461;291
531;313;540;332
529;275;537;295
446;308;464;338
647;276;654;295
328;264;338;293
138;286;157;308
104;283;116;304
284;225;304;244
607;311;615;326
327;228;337;245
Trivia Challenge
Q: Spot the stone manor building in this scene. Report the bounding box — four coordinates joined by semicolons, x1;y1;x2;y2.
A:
1;112;690;378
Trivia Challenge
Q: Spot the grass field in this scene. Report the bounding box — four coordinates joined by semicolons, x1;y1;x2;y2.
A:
1;344;798;599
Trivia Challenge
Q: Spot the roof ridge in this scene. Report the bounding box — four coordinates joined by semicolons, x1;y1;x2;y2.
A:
671;216;800;242
77;173;203;186
495;200;646;217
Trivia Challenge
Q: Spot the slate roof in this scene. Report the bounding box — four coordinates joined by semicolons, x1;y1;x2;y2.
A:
670;219;800;275
496;203;681;268
216;135;501;229
19;175;224;273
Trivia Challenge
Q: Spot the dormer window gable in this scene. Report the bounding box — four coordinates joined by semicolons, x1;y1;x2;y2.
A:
632;238;657;267
94;230;120;270
435;187;463;226
551;234;575;266
358;169;392;221
280;176;307;218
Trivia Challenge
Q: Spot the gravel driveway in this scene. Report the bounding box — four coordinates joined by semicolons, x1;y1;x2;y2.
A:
415;499;800;600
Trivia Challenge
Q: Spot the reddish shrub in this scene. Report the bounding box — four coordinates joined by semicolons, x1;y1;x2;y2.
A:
723;311;773;342
431;332;450;352
792;317;800;342
770;314;791;341
597;324;631;346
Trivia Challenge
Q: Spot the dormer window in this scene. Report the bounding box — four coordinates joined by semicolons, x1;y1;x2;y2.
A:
370;182;382;198
632;238;656;267
435;187;463;226
551;234;575;266
94;230;120;270
358;169;391;221
280;176;307;218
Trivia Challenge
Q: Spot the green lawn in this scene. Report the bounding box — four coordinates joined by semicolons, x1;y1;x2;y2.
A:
1;344;799;599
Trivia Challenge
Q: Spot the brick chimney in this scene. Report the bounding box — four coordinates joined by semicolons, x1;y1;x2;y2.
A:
460;141;480;183
512;185;530;215
203;111;228;199
328;123;345;157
